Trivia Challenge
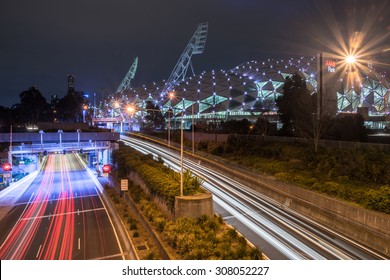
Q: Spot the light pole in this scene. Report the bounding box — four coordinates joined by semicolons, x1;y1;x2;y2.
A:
39;130;44;149
168;91;175;147
58;130;63;148
8;125;13;184
180;108;184;196
83;105;88;123
76;129;81;147
180;94;185;197
168;110;171;147
126;105;135;131
93;92;96;118
192;103;195;154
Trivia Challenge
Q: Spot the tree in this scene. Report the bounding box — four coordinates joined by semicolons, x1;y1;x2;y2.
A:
220;119;252;134
254;116;271;142
327;114;367;141
276;73;330;152
0;106;11;132
58;91;86;122
143;101;165;130
17;86;49;124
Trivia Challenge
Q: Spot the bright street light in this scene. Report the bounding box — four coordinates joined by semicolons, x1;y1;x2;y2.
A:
345;55;356;64
126;105;135;114
168;91;175;99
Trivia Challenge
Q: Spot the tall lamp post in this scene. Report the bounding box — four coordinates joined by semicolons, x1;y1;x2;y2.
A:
192;103;195;154
167;91;175;147
83;105;88;123
58;130;63;148
39;130;44;149
126;105;135;131
8;125;13;184
76;129;81;147
180;93;186;197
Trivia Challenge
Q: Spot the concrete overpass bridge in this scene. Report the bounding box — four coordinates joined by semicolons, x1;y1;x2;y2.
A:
0;131;119;184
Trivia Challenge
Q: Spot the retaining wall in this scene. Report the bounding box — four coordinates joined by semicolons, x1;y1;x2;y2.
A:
175;193;214;220
198;156;390;257
127;170;214;221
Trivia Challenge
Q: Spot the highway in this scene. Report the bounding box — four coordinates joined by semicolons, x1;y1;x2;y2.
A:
120;135;388;260
0;153;128;260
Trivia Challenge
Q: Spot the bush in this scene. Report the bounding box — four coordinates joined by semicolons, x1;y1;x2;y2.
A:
197;141;208;151
130;220;138;230
113;144;204;211
162;216;262;260
364;186;390;213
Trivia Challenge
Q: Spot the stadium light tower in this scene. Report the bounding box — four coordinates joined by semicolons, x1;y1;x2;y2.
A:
161;22;208;97
116;57;138;93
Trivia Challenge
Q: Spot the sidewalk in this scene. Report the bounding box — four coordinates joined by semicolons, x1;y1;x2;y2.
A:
0;171;39;221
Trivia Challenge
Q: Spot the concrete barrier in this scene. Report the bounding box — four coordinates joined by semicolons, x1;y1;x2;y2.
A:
197;155;390;258
174;193;214;220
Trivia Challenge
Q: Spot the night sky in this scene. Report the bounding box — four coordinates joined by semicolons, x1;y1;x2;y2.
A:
1;0;389;107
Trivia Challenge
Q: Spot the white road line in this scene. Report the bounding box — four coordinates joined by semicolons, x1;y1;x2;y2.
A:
13;193;100;206
0;192;35;252
78;238;81;250
90;252;127;260
36;244;42;258
20;208;106;221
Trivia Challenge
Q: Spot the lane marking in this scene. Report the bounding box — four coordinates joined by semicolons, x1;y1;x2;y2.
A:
0;192;36;252
13;193;101;206
90;252;128;260
36;244;42;259
20;208;106;221
78;238;81;250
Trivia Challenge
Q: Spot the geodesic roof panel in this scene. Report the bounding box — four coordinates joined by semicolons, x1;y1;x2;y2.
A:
101;55;389;121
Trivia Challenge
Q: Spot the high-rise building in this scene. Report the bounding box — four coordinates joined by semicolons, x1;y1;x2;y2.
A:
67;75;75;93
50;94;60;122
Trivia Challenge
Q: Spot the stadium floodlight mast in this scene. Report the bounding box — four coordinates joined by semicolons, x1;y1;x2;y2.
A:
161;22;208;97
116;57;138;94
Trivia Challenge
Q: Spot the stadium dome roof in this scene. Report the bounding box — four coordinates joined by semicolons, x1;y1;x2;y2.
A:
101;56;390;121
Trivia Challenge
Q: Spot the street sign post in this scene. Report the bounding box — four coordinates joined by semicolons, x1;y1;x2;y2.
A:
120;179;128;191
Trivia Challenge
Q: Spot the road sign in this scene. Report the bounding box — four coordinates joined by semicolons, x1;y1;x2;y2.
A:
102;164;111;173
2;163;11;172
120;179;128;191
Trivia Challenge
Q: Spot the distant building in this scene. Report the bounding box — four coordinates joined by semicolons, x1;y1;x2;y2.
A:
50;94;60;122
67;75;75;93
101;56;390;130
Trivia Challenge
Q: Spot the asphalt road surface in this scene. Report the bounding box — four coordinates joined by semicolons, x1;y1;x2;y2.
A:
121;135;387;260
0;153;126;260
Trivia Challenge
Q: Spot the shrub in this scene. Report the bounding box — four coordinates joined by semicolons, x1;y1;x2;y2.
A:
130;220;138;230
364;186;390;213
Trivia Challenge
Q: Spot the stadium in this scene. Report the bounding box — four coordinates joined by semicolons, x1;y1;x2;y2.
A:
96;23;390;132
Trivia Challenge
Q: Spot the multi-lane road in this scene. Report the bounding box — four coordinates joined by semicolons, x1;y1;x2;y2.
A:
0;153;129;260
0;136;387;260
120;135;388;260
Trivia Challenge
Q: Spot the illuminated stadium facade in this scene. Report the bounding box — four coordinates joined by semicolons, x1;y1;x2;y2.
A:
98;55;390;131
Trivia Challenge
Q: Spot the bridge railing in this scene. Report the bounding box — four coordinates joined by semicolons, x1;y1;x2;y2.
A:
10;141;111;154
